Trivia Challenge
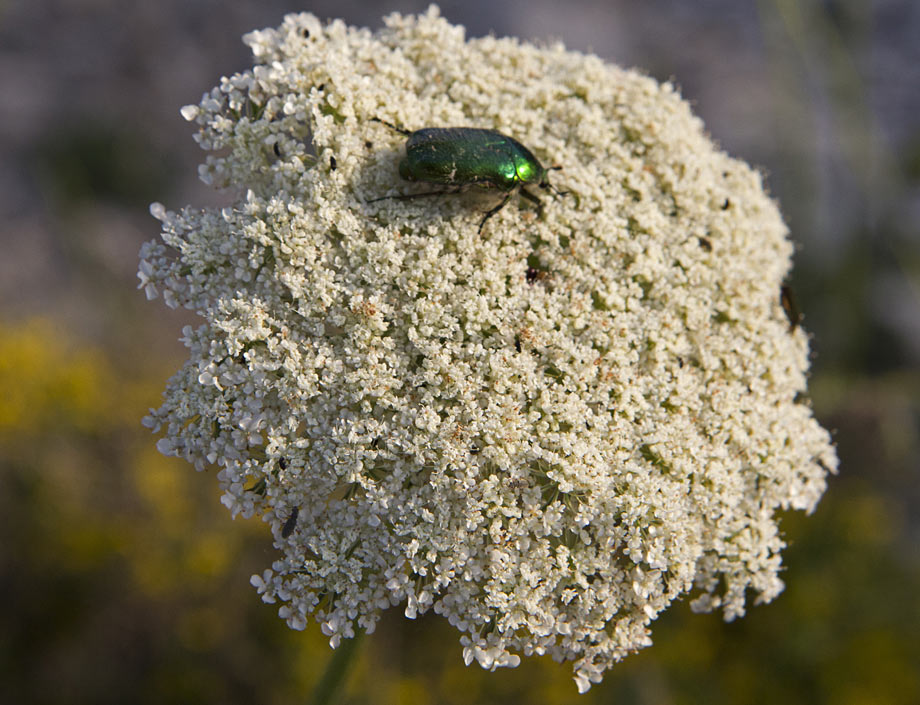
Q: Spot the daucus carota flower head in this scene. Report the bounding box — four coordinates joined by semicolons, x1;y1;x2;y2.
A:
139;6;837;693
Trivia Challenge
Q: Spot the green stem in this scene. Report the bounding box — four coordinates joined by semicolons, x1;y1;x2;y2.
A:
308;631;365;705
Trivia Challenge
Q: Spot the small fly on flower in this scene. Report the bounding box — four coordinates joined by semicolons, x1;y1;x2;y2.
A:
282;506;300;539
780;284;802;332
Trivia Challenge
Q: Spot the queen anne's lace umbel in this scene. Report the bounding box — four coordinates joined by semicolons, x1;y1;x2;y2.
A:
139;8;837;692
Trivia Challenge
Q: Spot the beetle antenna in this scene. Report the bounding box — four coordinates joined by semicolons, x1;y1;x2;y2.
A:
372;117;412;136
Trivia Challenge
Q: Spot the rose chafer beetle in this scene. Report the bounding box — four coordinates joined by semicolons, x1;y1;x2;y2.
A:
368;118;567;233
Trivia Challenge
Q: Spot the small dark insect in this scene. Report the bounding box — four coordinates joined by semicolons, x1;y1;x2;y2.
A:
273;142;282;158
698;237;712;252
780;284;802;331
368;118;567;233
721;198;731;210
278;457;288;470
282;506;300;539
329;155;337;170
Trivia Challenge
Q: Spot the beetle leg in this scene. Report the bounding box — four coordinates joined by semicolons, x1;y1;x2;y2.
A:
371;117;412;136
396;187;463;200
367;187;461;204
519;188;544;215
478;192;514;233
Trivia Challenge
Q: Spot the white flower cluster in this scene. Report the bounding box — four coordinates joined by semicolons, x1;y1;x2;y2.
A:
139;7;837;692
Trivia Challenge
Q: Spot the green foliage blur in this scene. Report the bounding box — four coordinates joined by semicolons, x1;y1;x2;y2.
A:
1;1;918;704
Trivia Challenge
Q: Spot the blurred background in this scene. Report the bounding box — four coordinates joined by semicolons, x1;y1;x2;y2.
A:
1;1;917;703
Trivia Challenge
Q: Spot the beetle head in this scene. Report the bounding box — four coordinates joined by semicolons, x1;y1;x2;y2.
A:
541;165;569;197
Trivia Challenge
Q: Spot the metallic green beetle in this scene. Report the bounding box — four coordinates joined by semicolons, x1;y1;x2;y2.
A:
368;118;566;233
